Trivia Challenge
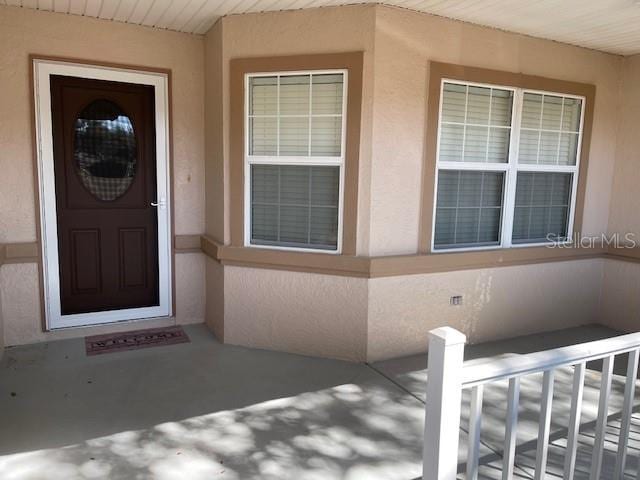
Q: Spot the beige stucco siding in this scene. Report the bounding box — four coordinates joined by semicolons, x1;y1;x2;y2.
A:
204;19;225;244
211;5;623;257
601;54;640;335
0;6;205;241
608;54;640;237
1;4;637;361
369;6;622;256
0;6;207;345
1;254;205;346
210;5;377;256
203;21;226;345
223;266;368;362
202;5;626;361
0;276;4;360
600;259;640;333
205;257;225;341
368;259;605;361
203;6;375;360
0;264;41;347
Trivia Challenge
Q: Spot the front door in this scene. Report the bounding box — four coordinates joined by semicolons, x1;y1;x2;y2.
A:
50;75;159;316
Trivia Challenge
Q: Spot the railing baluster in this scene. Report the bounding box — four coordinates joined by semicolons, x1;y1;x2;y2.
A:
614;349;639;480
502;377;521;480
535;370;555;480
423;327;467;480
467;385;484;480
590;355;614;480
564;362;585;480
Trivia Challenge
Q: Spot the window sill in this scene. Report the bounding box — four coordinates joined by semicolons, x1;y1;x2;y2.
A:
370;244;606;277
201;235;617;278
201;236;369;277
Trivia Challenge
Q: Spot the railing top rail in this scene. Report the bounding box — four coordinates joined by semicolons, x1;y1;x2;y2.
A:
461;330;640;388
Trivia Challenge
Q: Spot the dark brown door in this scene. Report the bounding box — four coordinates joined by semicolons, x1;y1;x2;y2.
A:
50;75;159;315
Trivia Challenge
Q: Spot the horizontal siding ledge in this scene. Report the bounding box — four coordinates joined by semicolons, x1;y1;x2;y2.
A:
174;234;202;253
4;237;638;276
201;235;370;276
369;245;606;277
0;242;40;266
201;235;610;278
606;245;640;263
214;240;370;278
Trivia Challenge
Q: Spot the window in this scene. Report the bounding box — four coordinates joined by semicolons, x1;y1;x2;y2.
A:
245;71;346;252
433;80;584;251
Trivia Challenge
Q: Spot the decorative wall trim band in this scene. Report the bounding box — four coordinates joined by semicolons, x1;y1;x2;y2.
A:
368;246;605;277
174;234;202;253
606;247;640;264
0;236;203;267
0;242;39;265
201;235;640;278
3;238;639;277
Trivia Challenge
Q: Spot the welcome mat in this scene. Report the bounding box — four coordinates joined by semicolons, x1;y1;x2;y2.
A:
85;326;190;356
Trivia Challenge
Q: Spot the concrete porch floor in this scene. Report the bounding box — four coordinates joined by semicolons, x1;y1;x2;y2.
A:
0;324;638;479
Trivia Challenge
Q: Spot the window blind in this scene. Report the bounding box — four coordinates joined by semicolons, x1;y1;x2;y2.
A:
248;74;343;157
251;165;340;250
512;172;572;244
518;93;582;166
434;170;504;248
439;83;513;164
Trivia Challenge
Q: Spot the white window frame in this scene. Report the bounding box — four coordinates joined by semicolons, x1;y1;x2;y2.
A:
243;69;348;254
431;78;586;253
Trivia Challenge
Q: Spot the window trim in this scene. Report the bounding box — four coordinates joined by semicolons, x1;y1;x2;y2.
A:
230;53;363;257
421;62;595;254
243;69;348;254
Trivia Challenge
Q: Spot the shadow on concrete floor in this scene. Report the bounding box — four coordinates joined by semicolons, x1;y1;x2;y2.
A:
1;323;637;479
0;324;426;479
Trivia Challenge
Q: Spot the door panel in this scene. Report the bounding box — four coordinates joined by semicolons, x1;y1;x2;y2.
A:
119;228;148;289
50;75;159;316
70;229;101;294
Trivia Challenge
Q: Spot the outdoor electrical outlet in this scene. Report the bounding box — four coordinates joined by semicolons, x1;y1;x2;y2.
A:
450;295;463;306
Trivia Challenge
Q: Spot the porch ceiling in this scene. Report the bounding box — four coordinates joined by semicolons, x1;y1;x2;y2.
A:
3;0;640;56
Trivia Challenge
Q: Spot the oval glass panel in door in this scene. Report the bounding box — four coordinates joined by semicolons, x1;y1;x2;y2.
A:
74;99;137;201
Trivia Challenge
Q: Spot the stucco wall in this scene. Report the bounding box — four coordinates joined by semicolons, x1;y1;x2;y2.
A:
0;6;206;345
205;257;225;341
210;4;377;255
204;19;225;244
369;6;622;256
607;54;640;237
600;54;640;334
1;255;206;346
211;5;623;256
600;259;640;333
202;6;376;359
223;266;368;362
362;5;622;359
203;21;226;342
368;259;605;361
1;4;635;361
203;5;625;361
0;277;4;360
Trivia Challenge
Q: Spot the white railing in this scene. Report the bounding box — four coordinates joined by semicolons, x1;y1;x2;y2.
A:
423;327;640;480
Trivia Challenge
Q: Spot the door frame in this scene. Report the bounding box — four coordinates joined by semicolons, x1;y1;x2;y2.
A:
33;58;173;330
